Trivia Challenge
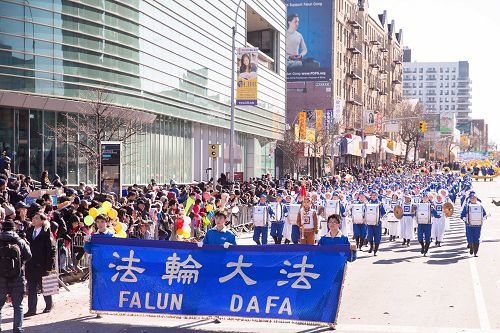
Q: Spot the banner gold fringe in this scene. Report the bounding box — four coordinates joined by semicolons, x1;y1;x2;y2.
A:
88;309;335;327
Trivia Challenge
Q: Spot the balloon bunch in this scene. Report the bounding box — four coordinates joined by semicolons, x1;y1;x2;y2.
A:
83;201;118;227
176;216;192;239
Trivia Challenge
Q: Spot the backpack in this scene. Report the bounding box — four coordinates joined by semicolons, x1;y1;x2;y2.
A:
0;241;22;278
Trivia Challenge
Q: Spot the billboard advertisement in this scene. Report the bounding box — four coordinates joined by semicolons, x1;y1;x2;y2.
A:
236;47;259;106
285;0;332;81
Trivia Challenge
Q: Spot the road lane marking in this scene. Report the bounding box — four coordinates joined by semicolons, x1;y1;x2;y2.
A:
469;258;491;330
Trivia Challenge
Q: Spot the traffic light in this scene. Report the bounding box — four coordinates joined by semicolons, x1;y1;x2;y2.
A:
418;121;428;133
207;144;221;158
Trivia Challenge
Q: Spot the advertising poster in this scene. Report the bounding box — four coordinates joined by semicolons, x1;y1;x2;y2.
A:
285;0;333;81
100;141;121;197
236;47;259;105
364;110;376;134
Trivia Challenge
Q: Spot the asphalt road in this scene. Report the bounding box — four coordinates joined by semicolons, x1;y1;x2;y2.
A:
2;179;499;333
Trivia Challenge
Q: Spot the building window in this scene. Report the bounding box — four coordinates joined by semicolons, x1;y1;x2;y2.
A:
246;6;279;73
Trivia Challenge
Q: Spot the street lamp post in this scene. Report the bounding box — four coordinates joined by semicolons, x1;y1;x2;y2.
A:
229;0;244;183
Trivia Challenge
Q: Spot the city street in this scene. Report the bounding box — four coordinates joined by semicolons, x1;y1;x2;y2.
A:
2;180;499;333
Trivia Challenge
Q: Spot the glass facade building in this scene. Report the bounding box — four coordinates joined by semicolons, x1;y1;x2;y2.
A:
0;0;286;184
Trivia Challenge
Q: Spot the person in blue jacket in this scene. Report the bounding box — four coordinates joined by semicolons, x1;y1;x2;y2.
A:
84;215;114;254
460;193;487;257
366;191;386;256
201;210;236;247
318;214;357;262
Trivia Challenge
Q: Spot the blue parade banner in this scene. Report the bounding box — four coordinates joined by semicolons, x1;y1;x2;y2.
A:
90;238;350;325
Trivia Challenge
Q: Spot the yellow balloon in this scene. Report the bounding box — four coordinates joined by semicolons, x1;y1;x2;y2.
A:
182;230;190;238
205;204;213;212
102;201;112;213
108;208;118;220
116;230;126;238
114;222;123;233
89;207;99;219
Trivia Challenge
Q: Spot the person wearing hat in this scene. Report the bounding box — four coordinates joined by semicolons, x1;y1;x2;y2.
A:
415;194;433;256
400;194;416;247
14;202;30;240
350;192;367;250
385;193;401;242
365;191;386;256
269;194;288;244
251;194;274;245
0;219;32;333
461;192;487;257
431;194;446;247
296;195;318;245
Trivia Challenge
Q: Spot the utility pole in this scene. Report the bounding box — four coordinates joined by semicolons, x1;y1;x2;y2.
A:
229;0;244;183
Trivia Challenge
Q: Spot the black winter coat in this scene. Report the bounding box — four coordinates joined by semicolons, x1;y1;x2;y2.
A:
25;226;55;281
0;231;32;293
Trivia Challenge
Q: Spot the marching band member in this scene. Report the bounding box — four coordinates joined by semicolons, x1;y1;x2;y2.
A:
431;194;446;247
400;194;415;247
416;194;432;256
460;193;487;257
252;194;274;245
350;192;367;250
338;192;352;237
386;193;401;242
269;194;288;244
296;196;318;245
365;191;386;256
282;194;294;244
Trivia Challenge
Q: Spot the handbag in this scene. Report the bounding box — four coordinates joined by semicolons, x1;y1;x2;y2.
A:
42;272;59;296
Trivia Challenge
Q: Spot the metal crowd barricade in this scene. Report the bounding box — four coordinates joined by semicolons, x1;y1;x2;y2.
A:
230;205;254;234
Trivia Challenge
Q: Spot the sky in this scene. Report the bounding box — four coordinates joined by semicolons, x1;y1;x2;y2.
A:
367;0;500;148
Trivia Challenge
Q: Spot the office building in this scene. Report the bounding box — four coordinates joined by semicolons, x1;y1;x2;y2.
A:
0;0;286;184
402;51;472;130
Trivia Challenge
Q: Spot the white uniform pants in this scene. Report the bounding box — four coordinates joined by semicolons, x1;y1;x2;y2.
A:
431;216;446;242
400;216;414;240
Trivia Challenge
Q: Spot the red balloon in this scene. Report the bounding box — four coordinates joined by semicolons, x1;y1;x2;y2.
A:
176;218;184;229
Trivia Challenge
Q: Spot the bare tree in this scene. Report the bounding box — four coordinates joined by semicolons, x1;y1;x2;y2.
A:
274;128;304;178
395;99;423;163
48;87;156;185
